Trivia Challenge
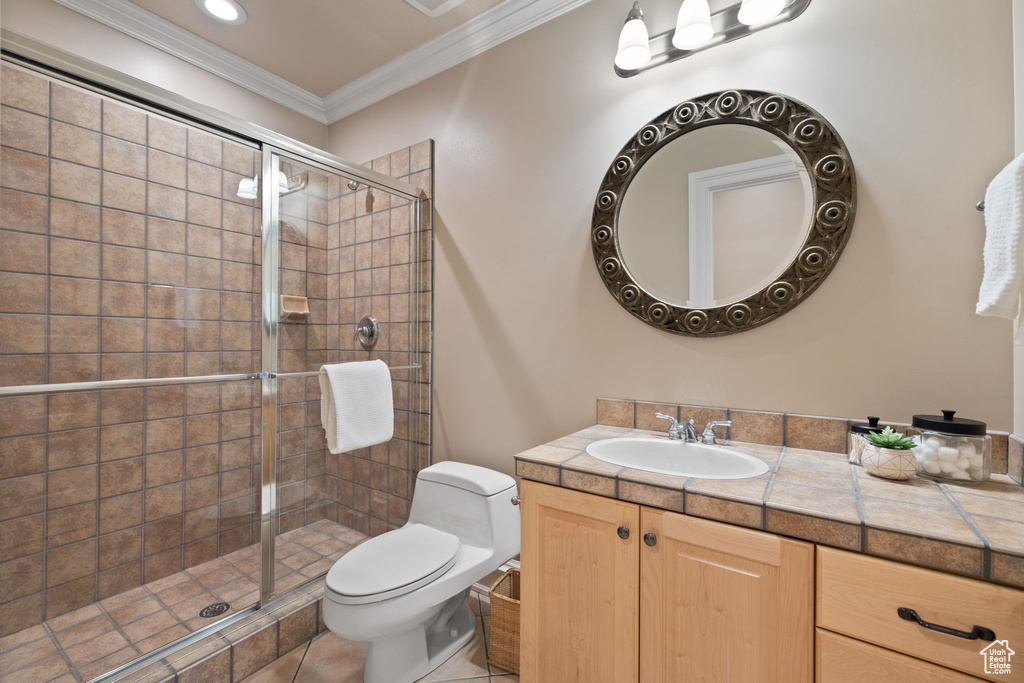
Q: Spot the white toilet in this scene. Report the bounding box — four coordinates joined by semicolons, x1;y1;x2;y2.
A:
322;461;520;683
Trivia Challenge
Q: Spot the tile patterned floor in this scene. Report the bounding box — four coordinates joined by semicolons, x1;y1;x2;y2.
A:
0;520;367;683
241;591;519;683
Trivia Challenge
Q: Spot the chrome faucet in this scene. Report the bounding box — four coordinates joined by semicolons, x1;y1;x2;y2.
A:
655;413;699;442
700;420;733;445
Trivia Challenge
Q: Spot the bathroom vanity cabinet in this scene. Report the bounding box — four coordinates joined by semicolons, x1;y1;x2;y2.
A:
520;481;1024;682
519;480;814;682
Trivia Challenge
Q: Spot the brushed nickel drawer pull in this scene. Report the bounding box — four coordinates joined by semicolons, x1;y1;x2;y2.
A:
897;607;996;642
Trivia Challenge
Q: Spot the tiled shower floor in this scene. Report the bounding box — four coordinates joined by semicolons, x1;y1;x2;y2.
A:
0;520;367;683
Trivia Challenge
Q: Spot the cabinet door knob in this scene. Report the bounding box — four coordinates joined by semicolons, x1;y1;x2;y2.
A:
617;526;630;539
644;533;657;547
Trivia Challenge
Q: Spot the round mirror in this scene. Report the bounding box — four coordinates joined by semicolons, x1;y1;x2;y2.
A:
592;90;856;336
618;125;813;308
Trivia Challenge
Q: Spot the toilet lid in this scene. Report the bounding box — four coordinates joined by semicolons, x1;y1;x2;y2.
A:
326;524;460;603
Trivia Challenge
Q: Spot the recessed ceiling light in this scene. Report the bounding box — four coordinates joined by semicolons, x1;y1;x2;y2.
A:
195;0;247;25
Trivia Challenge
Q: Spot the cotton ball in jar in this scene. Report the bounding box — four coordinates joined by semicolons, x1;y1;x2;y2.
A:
957;442;977;458
939;460;959;474
938;447;959;462
925;436;945;449
950;469;971;480
956;456;971;470
923;461;942;475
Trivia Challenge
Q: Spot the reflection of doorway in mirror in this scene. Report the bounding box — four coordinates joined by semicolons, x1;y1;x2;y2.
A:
687;156;812;308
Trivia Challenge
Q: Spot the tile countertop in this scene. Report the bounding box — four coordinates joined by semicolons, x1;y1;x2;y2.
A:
513;425;1024;590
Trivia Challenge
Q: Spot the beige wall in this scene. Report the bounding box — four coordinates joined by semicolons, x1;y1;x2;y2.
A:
328;0;1015;477
0;0;327;147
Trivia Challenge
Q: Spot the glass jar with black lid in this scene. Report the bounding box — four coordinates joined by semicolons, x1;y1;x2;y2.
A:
849;416;886;466
910;410;990;484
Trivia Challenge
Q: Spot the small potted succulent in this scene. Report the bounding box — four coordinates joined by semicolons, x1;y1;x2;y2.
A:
861;427;917;480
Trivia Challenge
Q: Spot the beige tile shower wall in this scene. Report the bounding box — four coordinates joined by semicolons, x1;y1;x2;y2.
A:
0;64;262;637
327;0;1015;477
322;141;434;537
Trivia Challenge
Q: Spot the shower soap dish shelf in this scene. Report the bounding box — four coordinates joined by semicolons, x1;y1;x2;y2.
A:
280;295;310;322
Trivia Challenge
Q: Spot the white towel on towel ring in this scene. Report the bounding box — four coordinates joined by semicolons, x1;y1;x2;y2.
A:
977;153;1024;343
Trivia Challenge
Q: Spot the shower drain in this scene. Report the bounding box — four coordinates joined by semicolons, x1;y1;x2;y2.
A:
198;602;231;618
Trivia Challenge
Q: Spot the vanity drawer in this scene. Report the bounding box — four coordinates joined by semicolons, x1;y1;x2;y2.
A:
817;548;1024;681
816;629;983;683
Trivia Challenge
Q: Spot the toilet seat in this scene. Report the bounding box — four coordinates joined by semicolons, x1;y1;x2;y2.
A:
326;524;461;605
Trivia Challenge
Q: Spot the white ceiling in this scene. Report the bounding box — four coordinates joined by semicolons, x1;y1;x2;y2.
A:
52;0;592;123
128;0;506;97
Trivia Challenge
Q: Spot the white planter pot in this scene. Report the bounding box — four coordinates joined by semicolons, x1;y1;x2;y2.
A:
861;445;917;481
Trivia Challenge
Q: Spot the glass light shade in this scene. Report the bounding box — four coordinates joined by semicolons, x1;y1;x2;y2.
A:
672;0;714;50
737;0;785;26
615;18;652;70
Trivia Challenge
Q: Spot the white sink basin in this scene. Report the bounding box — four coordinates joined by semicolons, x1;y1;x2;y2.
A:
585;437;770;479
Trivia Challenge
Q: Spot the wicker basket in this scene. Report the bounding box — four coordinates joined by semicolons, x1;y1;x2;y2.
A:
487;568;521;674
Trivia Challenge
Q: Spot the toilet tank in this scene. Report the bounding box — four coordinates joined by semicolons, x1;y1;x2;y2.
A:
408;462;519;559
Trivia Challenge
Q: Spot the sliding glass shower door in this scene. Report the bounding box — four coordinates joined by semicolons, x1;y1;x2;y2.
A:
0;62;264;677
261;149;428;598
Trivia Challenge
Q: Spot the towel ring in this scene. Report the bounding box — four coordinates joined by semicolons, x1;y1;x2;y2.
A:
355;315;379;351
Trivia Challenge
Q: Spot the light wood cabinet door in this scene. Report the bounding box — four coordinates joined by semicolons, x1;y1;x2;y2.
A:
640;508;814;683
520;480;640;683
817;629;985;683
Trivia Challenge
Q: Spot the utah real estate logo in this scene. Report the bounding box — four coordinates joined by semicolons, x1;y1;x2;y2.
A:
980;640;1015;676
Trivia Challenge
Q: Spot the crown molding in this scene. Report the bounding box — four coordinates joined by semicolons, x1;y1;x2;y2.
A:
52;0;591;126
321;0;591;123
51;0;328;123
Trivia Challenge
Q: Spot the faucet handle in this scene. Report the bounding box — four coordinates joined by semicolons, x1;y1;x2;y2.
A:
701;420;732;445
654;412;679;427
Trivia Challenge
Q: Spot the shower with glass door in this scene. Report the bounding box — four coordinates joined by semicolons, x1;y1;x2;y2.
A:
0;44;432;683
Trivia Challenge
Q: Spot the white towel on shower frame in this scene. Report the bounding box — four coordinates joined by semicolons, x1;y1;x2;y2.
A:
977;153;1024;343
319;360;394;454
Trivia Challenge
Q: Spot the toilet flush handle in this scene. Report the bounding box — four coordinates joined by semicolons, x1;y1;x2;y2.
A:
511;496;521;506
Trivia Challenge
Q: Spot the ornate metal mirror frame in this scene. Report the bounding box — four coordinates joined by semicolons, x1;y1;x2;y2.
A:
592;90;856;336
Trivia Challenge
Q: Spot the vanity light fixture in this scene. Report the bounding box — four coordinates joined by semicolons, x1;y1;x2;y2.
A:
195;0;248;26
615;2;653;71
614;0;812;77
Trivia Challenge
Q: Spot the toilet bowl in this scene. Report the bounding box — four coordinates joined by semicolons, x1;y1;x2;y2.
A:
322;461;520;683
